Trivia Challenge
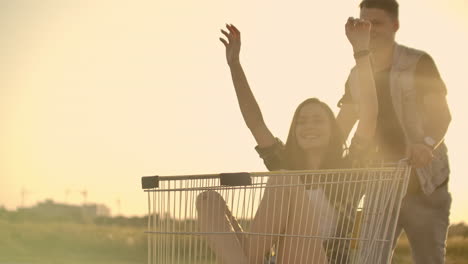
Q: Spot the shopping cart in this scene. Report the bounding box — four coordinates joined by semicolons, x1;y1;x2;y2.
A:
141;162;410;264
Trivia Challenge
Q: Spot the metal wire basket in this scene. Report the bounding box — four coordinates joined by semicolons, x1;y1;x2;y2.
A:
141;162;410;264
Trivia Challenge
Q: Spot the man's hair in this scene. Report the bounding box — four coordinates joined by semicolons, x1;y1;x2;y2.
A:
359;0;399;19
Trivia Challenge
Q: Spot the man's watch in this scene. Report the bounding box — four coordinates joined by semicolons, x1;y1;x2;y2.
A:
423;136;436;150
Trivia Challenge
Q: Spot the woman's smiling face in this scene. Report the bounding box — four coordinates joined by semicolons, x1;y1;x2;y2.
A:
294;103;332;151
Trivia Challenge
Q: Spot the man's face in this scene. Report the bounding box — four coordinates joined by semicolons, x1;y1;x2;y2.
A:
360;7;399;50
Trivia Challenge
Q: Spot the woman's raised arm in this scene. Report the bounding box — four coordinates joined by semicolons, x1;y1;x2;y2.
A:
220;24;276;148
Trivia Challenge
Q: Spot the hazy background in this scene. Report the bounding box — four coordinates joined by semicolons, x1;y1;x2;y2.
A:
1;0;467;223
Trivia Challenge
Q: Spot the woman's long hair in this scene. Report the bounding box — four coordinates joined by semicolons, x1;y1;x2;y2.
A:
283;98;346;170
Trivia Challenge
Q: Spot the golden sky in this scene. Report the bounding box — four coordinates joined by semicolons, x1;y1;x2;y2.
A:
1;0;468;222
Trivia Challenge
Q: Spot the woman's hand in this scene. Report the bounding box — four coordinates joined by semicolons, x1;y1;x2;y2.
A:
220;24;241;66
219;24;276;148
345;17;371;53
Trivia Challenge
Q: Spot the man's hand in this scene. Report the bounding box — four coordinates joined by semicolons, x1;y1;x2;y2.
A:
406;143;434;168
220;24;241;66
345;17;371;53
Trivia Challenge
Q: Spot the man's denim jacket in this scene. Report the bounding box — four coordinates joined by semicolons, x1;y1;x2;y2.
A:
347;43;450;195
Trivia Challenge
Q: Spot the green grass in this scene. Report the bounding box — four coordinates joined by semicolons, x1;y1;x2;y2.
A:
393;234;468;264
0;220;147;264
0;219;466;264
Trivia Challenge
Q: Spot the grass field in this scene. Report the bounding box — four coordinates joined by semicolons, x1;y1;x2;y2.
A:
393;234;468;264
0;220;146;264
0;219;466;264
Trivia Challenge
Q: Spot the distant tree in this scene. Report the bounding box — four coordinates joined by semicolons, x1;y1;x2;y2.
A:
448;222;468;239
0;206;8;218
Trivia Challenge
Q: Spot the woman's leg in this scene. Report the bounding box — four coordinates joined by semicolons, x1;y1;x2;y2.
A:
247;175;329;264
245;175;290;263
273;175;330;264
196;190;249;264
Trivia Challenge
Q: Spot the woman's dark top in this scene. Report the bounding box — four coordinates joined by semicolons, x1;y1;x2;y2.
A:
255;136;369;171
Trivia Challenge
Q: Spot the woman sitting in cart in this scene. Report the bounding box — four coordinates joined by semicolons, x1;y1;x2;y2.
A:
197;20;376;264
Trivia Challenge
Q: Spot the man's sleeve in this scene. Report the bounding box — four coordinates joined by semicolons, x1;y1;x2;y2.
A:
415;53;451;147
337;79;354;107
415;54;447;96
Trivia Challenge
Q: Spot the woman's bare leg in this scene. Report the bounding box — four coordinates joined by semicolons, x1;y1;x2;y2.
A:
286;177;332;264
245;175;289;263
196;177;331;264
196;191;249;264
279;176;330;264
246;175;329;264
